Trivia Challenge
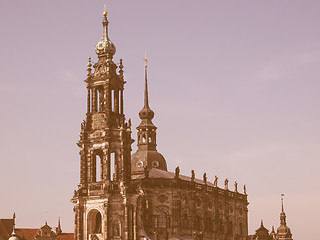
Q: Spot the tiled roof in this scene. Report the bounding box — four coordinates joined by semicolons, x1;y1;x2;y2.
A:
137;168;216;187
15;228;39;240
0;219;13;240
56;233;74;240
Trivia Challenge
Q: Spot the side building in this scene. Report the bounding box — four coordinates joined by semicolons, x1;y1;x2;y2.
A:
1;215;73;240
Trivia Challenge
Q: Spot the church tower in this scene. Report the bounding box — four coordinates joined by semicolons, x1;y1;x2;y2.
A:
131;57;167;177
276;195;293;240
72;9;138;240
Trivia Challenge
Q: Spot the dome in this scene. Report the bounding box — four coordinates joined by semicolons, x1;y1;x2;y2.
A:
95;12;116;57
131;150;167;176
277;224;292;238
95;38;116;57
9;233;19;240
139;106;154;120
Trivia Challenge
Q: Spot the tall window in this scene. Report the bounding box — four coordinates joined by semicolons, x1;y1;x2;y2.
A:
110;152;115;181
88;210;102;234
95;155;101;182
97;90;100;112
158;211;167;228
155;211;167;229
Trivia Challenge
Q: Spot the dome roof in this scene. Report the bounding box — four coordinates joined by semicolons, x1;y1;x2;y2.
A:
95;12;116;57
95;38;116;57
9;233;19;240
277;224;292;238
131;150;167;176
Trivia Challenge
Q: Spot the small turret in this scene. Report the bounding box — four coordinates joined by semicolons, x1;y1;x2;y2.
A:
95;10;116;60
8;213;19;240
55;217;62;235
254;220;270;240
277;194;293;240
131;57;167;177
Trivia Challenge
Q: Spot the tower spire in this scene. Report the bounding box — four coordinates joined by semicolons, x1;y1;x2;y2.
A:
95;6;116;59
144;54;149;108
131;57;167;176
277;194;293;239
57;216;62;234
12;213;16;235
138;56;154;122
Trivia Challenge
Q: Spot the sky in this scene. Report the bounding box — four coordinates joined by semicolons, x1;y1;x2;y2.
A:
1;1;320;239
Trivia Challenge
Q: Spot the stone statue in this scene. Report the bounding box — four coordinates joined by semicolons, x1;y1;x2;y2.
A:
203;173;207;183
175;166;180;177
119;181;127;195
234;181;238;192
214;175;218;187
191;170;195;181
224;178;229;190
244;184;247;195
137;184;145;196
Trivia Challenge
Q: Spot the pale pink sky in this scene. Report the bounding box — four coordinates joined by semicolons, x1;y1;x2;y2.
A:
1;1;320;240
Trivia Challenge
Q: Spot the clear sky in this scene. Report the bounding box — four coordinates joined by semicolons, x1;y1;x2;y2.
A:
1;1;319;239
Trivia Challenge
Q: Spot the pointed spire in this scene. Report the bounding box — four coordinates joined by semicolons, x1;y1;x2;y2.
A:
277;194;293;239
58;217;61;230
56;217;62;234
260;220;264;227
12;213;16;235
144;54;149;108
102;9;109;40
280;194;287;226
138;55;154;121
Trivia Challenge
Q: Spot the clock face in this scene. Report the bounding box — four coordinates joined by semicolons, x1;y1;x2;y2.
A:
137;160;144;168
152;161;159;168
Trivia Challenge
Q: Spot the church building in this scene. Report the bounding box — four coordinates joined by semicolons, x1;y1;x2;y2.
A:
0;8;293;240
71;9;249;240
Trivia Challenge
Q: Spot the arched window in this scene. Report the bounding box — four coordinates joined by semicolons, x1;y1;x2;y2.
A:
97;89;100;112
142;134;146;143
110;152;115;181
159;211;167;228
155;211;167;229
95;155;102;182
88;210;102;234
111;90;114;112
148;136;152;143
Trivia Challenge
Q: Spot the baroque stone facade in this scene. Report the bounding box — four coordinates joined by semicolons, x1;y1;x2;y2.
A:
71;10;292;240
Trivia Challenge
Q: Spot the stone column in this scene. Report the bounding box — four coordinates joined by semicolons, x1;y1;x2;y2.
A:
133;204;137;240
99;88;104;112
87;88;91;113
114;89;119;114
104;202;108;240
120;89;124;114
106;84;111;113
124;204;128;240
92;88;97;112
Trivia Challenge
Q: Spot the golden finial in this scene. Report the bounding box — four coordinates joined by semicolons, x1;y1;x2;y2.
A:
103;4;108;16
144;52;148;67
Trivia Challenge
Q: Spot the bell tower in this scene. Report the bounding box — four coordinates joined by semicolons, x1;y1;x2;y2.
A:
72;9;137;240
79;9;133;188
